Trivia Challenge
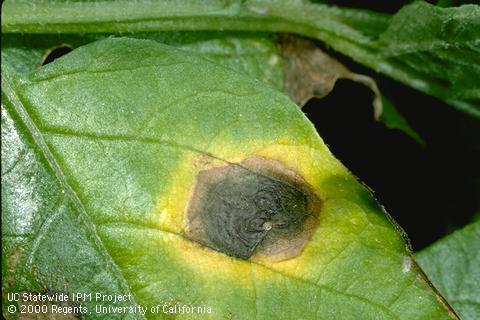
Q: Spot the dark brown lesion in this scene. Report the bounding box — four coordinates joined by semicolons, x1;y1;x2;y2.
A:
185;156;321;261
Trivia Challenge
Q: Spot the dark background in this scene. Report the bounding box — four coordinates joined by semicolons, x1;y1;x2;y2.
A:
303;0;480;251
303;70;479;251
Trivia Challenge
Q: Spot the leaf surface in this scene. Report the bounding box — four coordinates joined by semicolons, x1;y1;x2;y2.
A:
1;38;455;319
1;31;421;144
2;67;142;320
1;32;285;90
417;221;480;320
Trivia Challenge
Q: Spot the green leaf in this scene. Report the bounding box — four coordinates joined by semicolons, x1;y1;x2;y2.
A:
1;69;141;320
1;32;286;91
2;0;479;116
417;221;480;320
380;95;424;145
2;37;455;319
2;32;422;143
374;2;480;117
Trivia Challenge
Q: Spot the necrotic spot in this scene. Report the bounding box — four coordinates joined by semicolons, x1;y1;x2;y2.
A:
186;157;320;260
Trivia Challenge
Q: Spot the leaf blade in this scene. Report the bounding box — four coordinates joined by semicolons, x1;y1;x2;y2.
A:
3;37;454;319
1;64;144;319
417;221;480;320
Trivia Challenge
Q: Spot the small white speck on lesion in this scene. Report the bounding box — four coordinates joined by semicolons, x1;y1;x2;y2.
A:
402;256;412;273
262;221;273;231
268;54;279;66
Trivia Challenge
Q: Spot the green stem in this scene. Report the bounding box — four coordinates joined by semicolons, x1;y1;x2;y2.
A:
1;1;387;67
2;0;478;117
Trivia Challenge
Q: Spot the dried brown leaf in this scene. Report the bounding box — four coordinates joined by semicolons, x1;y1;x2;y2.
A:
278;35;382;119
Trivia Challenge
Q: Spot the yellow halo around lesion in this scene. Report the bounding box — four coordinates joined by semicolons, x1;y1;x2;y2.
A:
149;137;346;282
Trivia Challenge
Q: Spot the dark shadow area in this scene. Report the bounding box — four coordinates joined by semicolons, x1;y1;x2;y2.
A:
41;45;73;65
303;79;480;250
